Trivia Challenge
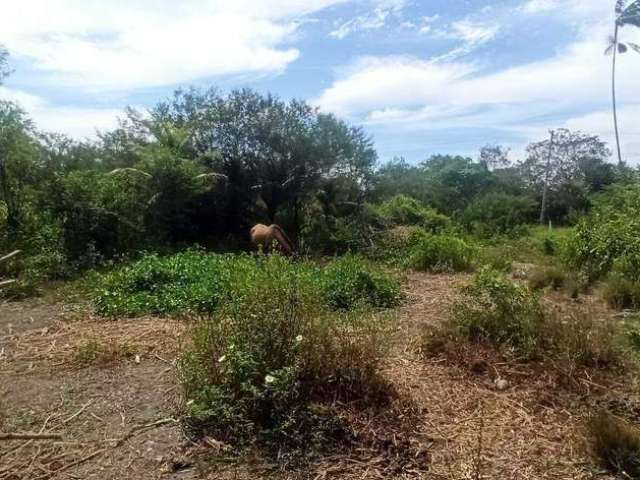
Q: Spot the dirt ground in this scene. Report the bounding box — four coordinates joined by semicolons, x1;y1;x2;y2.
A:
0;274;625;479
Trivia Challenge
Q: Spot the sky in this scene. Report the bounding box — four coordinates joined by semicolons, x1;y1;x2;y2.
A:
0;0;639;164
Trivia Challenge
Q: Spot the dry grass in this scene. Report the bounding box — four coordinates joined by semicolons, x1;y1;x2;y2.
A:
2;270;636;479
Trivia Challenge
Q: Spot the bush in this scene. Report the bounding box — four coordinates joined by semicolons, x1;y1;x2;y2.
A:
178;255;391;452
603;273;640;310
589;411;640;478
408;234;475;273
372;195;450;232
94;251;401;317
450;268;544;356
321;255;402;310
528;266;566;291
565;184;640;281
425;268;627;368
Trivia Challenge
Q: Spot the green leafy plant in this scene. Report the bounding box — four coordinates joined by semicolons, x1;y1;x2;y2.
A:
321;255;402;310
178;255;391;453
451;267;544;356
408;234;476;273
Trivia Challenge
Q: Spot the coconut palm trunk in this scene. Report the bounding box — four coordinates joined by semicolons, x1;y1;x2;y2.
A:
612;22;623;165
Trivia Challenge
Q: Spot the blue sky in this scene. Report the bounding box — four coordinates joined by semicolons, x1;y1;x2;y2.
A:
1;0;639;163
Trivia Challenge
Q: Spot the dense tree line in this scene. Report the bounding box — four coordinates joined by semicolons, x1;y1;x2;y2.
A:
0;74;636;286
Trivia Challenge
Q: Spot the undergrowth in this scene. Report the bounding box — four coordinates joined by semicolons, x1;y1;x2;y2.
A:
93;251;401;317
177;255;393;456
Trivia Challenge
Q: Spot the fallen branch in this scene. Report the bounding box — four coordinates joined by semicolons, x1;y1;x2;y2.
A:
0;433;63;441
110;418;178;448
62;400;93;425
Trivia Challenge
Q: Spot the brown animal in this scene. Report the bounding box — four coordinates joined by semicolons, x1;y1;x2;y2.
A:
250;224;294;255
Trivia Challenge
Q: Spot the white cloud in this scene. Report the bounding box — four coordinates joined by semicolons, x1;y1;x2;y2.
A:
317;0;640;162
0;0;350;92
1;86;122;138
330;0;407;39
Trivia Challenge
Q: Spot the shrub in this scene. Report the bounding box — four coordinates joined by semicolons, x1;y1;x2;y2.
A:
451;268;544;356
425;268;627;369
372;195;450;232
408;234;475;273
565;184;640;281
178;256;391;452
603;273;640;310
94;251;252;316
528;266;566;291
589;411;640;478
321;255;402;310
94;251;401;317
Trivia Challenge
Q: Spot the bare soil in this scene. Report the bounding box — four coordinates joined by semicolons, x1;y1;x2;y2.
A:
0;273;629;479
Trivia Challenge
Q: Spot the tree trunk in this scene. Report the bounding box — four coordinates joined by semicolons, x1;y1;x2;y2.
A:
539;131;554;225
612;23;623;165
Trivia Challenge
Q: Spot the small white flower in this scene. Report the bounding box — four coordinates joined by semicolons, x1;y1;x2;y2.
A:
295;335;303;343
265;375;275;384
218;355;226;363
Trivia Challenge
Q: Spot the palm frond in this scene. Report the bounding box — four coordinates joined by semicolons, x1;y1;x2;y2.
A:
629;42;640;53
107;167;152;178
616;0;628;15
194;172;228;182
605;43;615;55
619;0;640;26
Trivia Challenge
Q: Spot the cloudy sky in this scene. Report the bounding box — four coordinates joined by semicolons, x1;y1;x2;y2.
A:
0;0;638;163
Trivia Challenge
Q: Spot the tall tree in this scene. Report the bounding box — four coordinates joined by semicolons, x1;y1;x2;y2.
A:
0;102;36;239
521;129;614;222
606;0;640;164
479;144;511;171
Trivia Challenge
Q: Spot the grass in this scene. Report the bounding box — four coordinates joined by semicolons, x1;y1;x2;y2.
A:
603;273;640;310
93;251;401;317
589;411;640;478
527;266;566;291
73;338;139;366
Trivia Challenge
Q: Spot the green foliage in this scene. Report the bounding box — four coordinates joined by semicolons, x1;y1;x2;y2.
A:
565;184;640;281
451;268;544;355
372;195;450;232
588;411;640;479
94;251;400;317
94;251;251;316
426;268;626;368
408;234;476;273
462;192;537;237
178;255;390;451
320;255;402;310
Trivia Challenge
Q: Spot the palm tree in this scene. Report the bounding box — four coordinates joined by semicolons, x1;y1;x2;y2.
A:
606;0;640;165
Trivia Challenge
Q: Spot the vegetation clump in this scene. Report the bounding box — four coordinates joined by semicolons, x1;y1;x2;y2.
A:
94;251;401;317
320;255;402;310
372;195;450;232
178;255;391;453
588;411;640;479
425;268;627;369
408;234;476;273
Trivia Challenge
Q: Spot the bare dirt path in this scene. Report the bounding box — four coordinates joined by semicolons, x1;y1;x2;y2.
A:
0;274;616;479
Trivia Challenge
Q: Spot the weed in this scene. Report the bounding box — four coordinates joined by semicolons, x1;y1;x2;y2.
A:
73;338;138;366
603;272;640;310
